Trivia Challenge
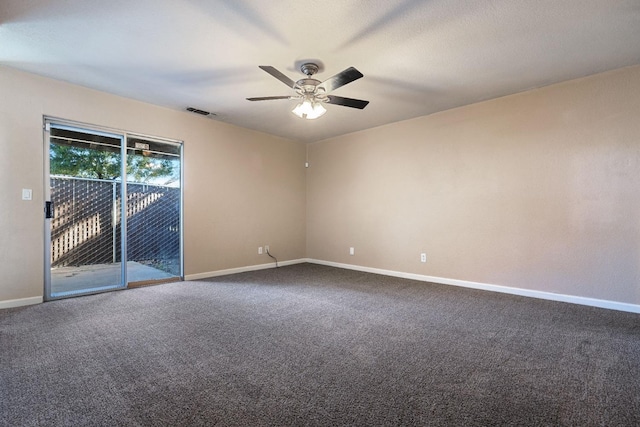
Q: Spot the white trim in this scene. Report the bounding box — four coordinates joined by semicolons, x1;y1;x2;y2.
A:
185;259;307;281
0;296;43;310
306;259;640;314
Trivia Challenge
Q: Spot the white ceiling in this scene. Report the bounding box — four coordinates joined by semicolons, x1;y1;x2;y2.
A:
1;0;640;142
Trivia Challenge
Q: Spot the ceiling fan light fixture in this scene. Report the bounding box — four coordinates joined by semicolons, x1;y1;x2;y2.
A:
250;63;367;119
292;98;326;120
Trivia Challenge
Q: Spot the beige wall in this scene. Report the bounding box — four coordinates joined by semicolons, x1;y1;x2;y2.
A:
3;63;640;308
307;65;640;305
0;66;306;303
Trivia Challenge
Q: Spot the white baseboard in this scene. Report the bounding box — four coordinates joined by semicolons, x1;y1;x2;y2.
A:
185;258;307;281
0;296;43;310
305;259;640;314
10;261;636;314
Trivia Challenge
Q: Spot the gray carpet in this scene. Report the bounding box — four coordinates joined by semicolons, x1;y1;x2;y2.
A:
1;263;639;426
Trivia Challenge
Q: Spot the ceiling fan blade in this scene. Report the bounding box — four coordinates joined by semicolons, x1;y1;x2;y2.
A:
258;66;297;88
326;95;369;109
247;96;294;101
318;67;364;92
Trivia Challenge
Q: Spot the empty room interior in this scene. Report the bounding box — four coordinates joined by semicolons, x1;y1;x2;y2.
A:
1;1;640;425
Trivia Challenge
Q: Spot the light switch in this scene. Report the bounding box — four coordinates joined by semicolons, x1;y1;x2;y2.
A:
22;189;32;201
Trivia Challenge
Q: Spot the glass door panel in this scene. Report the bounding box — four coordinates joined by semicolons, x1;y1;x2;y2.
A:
125;136;182;286
46;125;126;299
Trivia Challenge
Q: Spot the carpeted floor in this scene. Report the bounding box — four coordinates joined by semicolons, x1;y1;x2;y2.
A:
1;263;639;426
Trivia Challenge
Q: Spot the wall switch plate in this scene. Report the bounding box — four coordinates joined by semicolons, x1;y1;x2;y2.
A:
420;253;427;263
349;247;355;256
22;189;32;200
258;247;263;255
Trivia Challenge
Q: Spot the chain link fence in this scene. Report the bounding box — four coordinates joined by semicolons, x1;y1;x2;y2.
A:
50;176;181;277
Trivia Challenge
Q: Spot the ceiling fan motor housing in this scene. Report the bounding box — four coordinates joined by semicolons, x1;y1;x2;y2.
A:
296;78;322;94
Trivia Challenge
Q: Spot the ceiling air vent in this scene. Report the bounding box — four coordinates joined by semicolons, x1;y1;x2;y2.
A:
186;107;214;116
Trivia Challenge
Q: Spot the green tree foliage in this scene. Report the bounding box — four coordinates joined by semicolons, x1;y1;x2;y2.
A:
50;144;177;184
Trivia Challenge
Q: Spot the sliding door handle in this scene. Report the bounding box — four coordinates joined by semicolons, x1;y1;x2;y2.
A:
45;201;54;219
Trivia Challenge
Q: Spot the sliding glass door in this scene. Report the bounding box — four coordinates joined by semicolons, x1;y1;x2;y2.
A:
44;120;183;300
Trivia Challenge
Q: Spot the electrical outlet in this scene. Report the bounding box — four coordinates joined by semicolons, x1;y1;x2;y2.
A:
265;245;269;253
349;247;355;256
420;253;427;263
258;247;263;255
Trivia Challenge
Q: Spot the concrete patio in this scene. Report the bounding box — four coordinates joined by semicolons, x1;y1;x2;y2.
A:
51;261;178;295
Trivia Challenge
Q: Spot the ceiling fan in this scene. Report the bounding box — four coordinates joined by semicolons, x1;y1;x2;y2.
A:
247;63;369;120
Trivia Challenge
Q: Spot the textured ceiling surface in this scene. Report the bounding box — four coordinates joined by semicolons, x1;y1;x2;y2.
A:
1;0;640;142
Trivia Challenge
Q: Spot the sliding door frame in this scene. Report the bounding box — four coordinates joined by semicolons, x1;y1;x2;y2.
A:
43;116;184;301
